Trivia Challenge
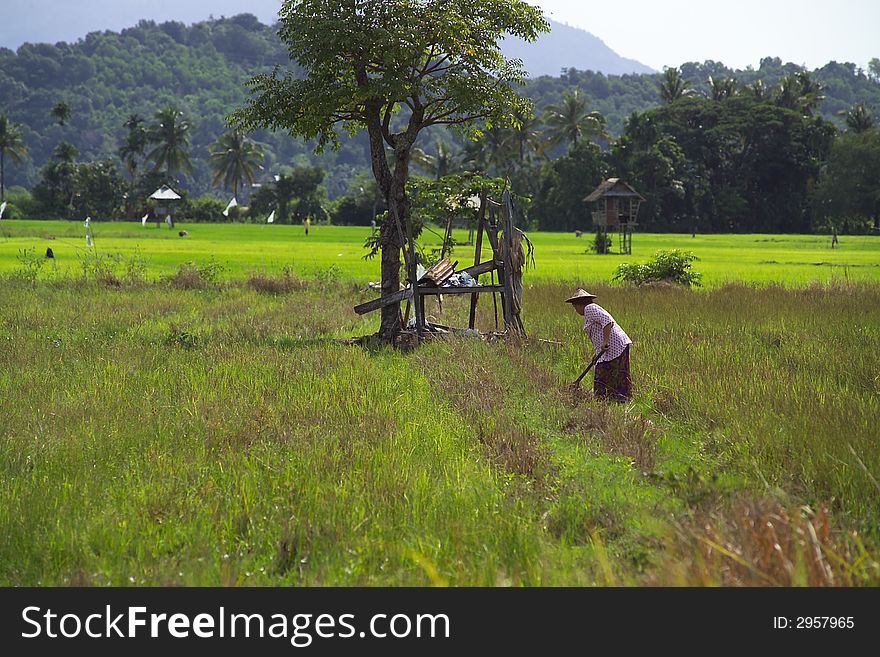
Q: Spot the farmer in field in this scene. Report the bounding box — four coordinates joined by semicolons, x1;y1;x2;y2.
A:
566;289;633;401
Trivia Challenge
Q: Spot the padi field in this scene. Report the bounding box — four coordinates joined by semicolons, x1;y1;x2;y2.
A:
1;219;880;285
0;219;879;586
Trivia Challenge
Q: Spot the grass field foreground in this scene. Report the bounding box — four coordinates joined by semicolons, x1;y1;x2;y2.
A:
1;274;878;586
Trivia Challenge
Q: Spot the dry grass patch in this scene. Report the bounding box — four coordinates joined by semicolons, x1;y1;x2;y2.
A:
247;271;308;295
652;496;880;586
564;404;659;471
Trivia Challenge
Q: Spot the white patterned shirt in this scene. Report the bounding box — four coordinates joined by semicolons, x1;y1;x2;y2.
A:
583;303;632;363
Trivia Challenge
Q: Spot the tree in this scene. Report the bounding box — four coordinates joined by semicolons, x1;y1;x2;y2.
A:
231;0;548;339
52;142;79;164
530;140;606;231
460;124;515;175
411;138;461;180
709;76;737;101
50;101;71;127
119;114;147;180
868;58;880;83
776;71;825;116
814;130;880;231
510;109;547;164
250;165;325;224
208;131;265;199
0;114;28;202
543;89;607;147
145;106;192;178
841;103;875;133
660;67;691;103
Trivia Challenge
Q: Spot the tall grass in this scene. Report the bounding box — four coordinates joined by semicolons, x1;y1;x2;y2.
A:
0;275;877;585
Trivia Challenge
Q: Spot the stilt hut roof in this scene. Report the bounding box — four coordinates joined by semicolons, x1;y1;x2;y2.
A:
585;178;645;203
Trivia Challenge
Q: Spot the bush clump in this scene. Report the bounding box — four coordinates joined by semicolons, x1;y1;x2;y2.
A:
247;268;308;294
168;258;225;290
613;249;702;287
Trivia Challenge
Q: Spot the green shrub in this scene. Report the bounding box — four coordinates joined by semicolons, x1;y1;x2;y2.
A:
613;249;702;287
76;249;148;286
168;258;226;289
181;195;227;223
592;230;611;254
15;247;46;282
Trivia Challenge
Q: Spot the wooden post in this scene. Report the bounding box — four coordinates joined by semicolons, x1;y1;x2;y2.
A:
500;189;515;332
468;188;488;330
440;214;453;260
402;208;424;334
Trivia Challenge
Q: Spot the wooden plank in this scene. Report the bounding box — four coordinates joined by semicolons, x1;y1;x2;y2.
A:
460;259;499;278
415;285;504;296
353;287;412;315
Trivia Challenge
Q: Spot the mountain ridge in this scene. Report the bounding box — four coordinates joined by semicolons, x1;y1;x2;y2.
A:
0;2;653;77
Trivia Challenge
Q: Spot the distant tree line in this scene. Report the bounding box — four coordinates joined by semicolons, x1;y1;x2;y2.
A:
0;14;878;231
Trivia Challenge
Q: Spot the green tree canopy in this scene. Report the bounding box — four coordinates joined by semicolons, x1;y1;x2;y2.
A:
146;106;193;178
543;89;608;147
231;0;548;338
841;103;875;133
50;101;71;127
0;114;28;201
208;131;265;199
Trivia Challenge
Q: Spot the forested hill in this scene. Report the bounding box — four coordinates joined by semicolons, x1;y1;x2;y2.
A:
1;14;879;197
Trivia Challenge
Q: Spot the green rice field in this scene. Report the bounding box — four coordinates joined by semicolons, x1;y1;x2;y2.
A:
0;219;878;586
1;219;878;284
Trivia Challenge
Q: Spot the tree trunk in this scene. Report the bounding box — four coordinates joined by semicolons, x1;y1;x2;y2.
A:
1;150;5;202
377;156;413;339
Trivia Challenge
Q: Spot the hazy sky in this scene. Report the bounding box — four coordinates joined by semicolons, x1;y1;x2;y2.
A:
2;1;877;71
538;0;879;70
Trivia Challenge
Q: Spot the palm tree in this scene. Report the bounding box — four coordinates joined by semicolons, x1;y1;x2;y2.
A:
50;101;71;127
543;89;608;147
145;106;192;177
208;131;265;198
461;124;514;174
659;67;691;103
119;114;147;180
52;142;79;163
777;72;825;116
747;80;770;102
411;139;460;180
841;103;875;133
0;114;28;201
510;110;547;163
794;71;825;116
709;76;738;101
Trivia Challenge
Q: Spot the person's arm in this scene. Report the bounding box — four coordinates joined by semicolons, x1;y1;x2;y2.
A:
601;321;613;352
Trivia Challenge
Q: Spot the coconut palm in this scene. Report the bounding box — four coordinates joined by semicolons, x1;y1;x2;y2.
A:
747;80;770;102
709;76;738;101
118;114;147;180
511;110;548;163
0;114;28;201
52;142;79;163
145;106;192;177
841;103;875;133
460;124;514;175
208;131;265;199
794;71;825;116
543;89;608;147
659;67;692;103
411;139;461;180
777;72;825;116
50;101;71;127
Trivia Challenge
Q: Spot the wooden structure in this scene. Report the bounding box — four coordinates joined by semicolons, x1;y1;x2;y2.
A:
585;178;644;255
354;188;527;339
148;185;182;228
